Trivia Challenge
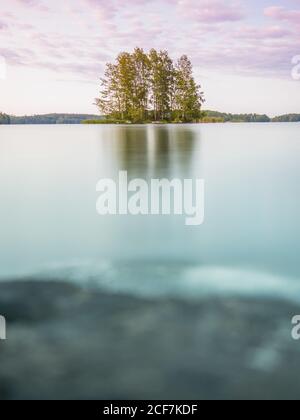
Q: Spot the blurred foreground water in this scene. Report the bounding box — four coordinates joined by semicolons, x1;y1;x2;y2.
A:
0;123;300;399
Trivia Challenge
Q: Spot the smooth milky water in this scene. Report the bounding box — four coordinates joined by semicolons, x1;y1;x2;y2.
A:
0;123;299;299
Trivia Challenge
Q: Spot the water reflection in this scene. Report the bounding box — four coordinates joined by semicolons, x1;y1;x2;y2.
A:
0;124;299;285
1;123;300;402
99;125;199;180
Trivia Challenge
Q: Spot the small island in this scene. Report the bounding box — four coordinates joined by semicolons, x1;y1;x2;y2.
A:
82;47;299;125
1;46;299;126
94;48;204;124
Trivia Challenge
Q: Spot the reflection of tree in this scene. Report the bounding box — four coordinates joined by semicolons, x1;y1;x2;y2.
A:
116;125;199;179
171;127;198;177
117;127;149;176
150;127;171;177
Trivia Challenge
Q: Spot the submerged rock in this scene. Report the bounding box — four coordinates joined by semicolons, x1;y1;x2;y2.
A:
0;280;300;400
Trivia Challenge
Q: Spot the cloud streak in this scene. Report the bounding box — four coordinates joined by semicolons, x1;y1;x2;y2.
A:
265;6;300;25
177;0;244;23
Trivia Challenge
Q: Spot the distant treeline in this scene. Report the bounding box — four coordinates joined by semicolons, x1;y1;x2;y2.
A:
203;111;300;123
203;111;270;123
0;112;300;125
0;112;10;124
1;113;103;125
272;114;300;122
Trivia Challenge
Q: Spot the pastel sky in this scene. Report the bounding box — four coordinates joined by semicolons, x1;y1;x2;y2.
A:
0;0;299;116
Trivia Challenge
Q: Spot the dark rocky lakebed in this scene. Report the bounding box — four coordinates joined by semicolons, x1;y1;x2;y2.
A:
1;279;300;400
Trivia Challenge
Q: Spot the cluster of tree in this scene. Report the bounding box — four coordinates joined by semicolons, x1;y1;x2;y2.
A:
203;110;271;123
9;114;103;124
0;113;10;124
272;114;300;122
96;48;204;123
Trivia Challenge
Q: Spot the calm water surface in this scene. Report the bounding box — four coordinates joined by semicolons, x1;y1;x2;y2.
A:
0;123;299;299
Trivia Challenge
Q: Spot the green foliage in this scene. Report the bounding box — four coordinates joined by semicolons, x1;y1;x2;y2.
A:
82;119;130;124
0;113;10;124
272;114;300;122
4;111;299;126
174;55;204;122
203;110;270;123
201;116;224;123
9;114;103;124
96;48;204;123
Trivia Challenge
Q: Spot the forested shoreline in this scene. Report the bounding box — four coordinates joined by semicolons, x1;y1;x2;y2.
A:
0;113;10;124
1;113;103;125
1;112;299;125
1;48;299;126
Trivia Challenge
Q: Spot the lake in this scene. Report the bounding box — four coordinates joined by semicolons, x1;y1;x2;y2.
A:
0;123;299;300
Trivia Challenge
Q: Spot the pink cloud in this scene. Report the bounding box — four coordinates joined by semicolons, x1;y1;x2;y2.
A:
264;6;300;25
238;25;291;40
82;0;116;19
0;21;8;30
13;0;48;9
83;0;245;25
177;0;244;23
